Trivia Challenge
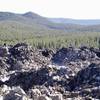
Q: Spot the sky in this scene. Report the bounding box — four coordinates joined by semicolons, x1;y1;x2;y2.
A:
0;0;100;19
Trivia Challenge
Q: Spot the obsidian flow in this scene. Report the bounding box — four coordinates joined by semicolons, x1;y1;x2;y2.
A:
0;43;100;100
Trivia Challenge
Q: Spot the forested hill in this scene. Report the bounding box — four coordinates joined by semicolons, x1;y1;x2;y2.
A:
0;11;100;35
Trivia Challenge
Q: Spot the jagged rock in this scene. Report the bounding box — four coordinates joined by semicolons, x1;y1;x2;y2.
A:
41;49;53;58
68;63;100;99
0;86;29;100
0;85;11;95
28;88;41;99
52;47;97;65
80;46;89;50
52;47;73;65
0;46;9;57
11;60;24;70
37;95;52;100
79;87;100;99
50;93;63;100
90;47;100;58
42;49;51;57
3;87;28;100
9;43;32;61
0;58;10;75
5;67;51;91
0;44;99;99
5;70;36;91
36;86;51;96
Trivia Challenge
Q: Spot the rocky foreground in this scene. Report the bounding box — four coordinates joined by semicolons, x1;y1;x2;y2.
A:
0;43;100;100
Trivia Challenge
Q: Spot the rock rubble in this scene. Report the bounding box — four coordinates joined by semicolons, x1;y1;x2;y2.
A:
0;43;99;100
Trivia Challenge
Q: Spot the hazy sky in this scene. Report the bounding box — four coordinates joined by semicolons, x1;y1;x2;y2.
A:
0;0;100;19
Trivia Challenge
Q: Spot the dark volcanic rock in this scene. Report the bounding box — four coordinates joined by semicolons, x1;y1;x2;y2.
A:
0;58;10;75
52;47;97;65
0;46;9;57
91;47;100;58
5;67;51;91
9;43;32;61
0;44;99;99
68;63;100;91
3;86;28;100
42;49;53;58
52;47;76;65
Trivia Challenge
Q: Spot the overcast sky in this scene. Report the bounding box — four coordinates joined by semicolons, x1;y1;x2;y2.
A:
0;0;100;19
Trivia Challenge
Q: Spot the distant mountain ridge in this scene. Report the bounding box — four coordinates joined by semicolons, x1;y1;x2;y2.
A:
49;18;100;25
1;11;100;25
0;11;100;35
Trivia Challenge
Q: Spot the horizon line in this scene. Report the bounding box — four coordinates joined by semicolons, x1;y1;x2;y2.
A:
0;11;100;20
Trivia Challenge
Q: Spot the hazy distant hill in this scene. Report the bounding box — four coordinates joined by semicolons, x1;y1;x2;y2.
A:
0;11;100;36
49;18;100;25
